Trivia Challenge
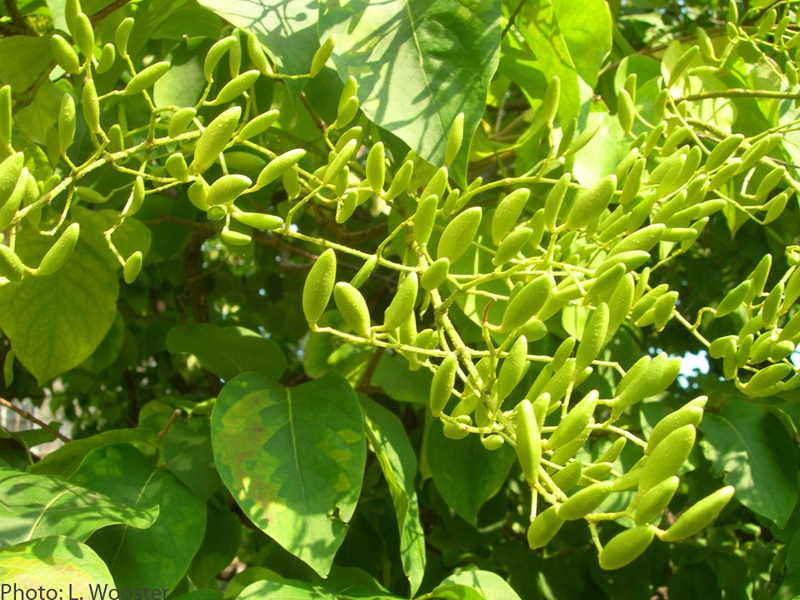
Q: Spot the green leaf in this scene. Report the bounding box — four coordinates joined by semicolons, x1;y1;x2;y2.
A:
163;417;223;500
31;428;156;477
71;444;206;591
72;206;152;271
360;396;425;594
552;0;612;88
0;230;119;384
0;467;158;547
239;580;335;600
319;0;501;182
166;324;286;382
429;583;487;600
0;536;115;590
700;401;798;527
188;497;241;590
442;570;521;600
154;39;207;108
370;352;432;405
667;564;722;600
80;311;126;373
427;419;517;524
212;372;366;577
0;36;52;90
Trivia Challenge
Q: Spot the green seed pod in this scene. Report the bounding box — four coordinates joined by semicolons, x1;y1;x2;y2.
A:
333;96;359;129
527;208;546;249
519;318;548;341
384;159;414;200
445;112;465;166
763;191;790;224
663;486;735;542
715;280;750;317
164;153;189;182
283;168;301;199
123;250;143;284
515;399;542;486
481;434;505;451
606;273;634;340
366;142;385;193
228;30;242;77
551;459;583;493
737;333;754;368
73;12;94;57
421;167;448;202
635;476;679;525
653;290;678;330
334;282;371;337
496;335;528;402
168;107;197;139
500;274;552;333
557;481;614;520
211;70;260;105
596;437;627;465
613;353;681;418
35;222;80;277
414;194;439;246
549;426;590;467
770;340;794;361
653;91;668;123
609;224;665;258
335;189;358;223
351;256;377;290
443;420;470;440
696;27;716;62
246;32;272;76
527;506;565;549
253;148;306;190
0;245;24;282
430;354;458;417
709;335;737;360
107;124;125;153
646;397;706;455
204;36;237;80
0;86;10;148
339;76;358;112
384;272;419;331
576;304;609;370
611;460;645;492
668;46;699;87
74;186;107;204
232;211;283;231
493;226;533;266
738;134;782;174
595;250;651;279
705;158;740;191
492;188;531;245
779;310;800;343
64;0;81;34
754;165;785;201
420;257;450;291
0;152;24;205
541;358;575;405
617;88;635;134
58;93;76;154
661;227;697;243
556;118;577;156
186;179;209;211
566;175;616;230
706;134;744;171
414;329;437;364
544;174;570;232
747;331;773;366
190;107;241;174
207;174;251;205
119;176;145;217
124;61;171;95
437;207;482;263
206;205;227;221
761;281;783;327
579;461;613;484
323;139;358;186
303;248;337;326
552;337;575;371
220;228;251;246
115;17;134;59
660;125;690;157
743;363;793;396
80;79;101;135
599;525;655;570
51;34;81;74
545;390;598;451
643;121;666;158
542;76;560;123
638;424;695;492
747;254;772;303
310;35;336;77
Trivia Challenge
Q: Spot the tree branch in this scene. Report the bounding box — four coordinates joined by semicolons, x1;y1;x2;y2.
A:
0;397;70;443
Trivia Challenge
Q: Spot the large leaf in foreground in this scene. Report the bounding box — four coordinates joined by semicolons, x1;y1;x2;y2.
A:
212;372;366;577
0;230;119;384
700;401;798;527
319;0;501;180
0;467;158;547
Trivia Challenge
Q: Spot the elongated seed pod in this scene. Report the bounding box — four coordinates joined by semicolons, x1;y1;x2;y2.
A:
551;337;575;371
366;142;385;193
546;390;598;450
706;134;744;171
492;188;530;245
232;212;283;231
618;158;645;206
0;86;10;147
58;93;76;154
566;175;616;230
617;88;635;134
335;189;358;223
303;248;336;326
430;354;458;417
228;30;241;77
595;250;651;278
557;481;614;520
653;290;678;330
0;153;24;208
207;205;226;221
168;107;197;139
761;282;783;327
660;126;690;157
0;245;24;282
542;76;560;123
81;79;101;135
663;486;735;542
421;167;448;201
190;107;241;174
384;159;414;200
420;257;450;291
310;35;336;77
124;61;171;95
643;121;666;157
120;176;145;217
609;224;665;258
220;228;251;246
754;165;785;201
493;227;532;266
384;272;419;331
247;32;272;76
743;363;793;396
115;17;134;59
599;525;655;570
207;174;251;205
334;282;371;337
323;139;358;186
204;36;237;80
515;399;542;486
576;304;609;370
715;280;750;317
500;274;551;333
638;425;695;492
779;311;800;343
51;34;81;74
35;223;80;277
333;96;359;129
437;207;482;263
496;335;528;401
613;353;681;418
587;263;625;304
165;153;189;182
764;191;789;224
544;174;570;232
540;358;575;405
350;256;377;290
74;186;106;204
481;434;504;451
73;12;94;57
64;0;81;34
668;46;699;87
551;459;583;493
445;112;465;165
635;476;680;525
414;194;439;246
211;70;260;105
253;148;306;190
123;251;143;284
527;506;565;549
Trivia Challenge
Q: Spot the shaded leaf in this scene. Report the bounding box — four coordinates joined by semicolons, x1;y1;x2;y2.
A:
163;417;223;500
442;570;521;600
371;353;432;405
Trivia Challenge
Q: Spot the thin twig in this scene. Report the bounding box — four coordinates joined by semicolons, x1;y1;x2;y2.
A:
156;409;181;442
0;397;70;443
501;0;526;39
677;88;800;102
90;0;131;27
3;0;36;35
357;347;385;393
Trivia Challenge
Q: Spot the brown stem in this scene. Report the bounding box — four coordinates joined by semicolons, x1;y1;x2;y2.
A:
3;0;36;35
156;409;181;442
356;347;385;393
301;92;327;133
0;397;70;443
122;368;140;426
501;0;526;39
90;0;131;27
